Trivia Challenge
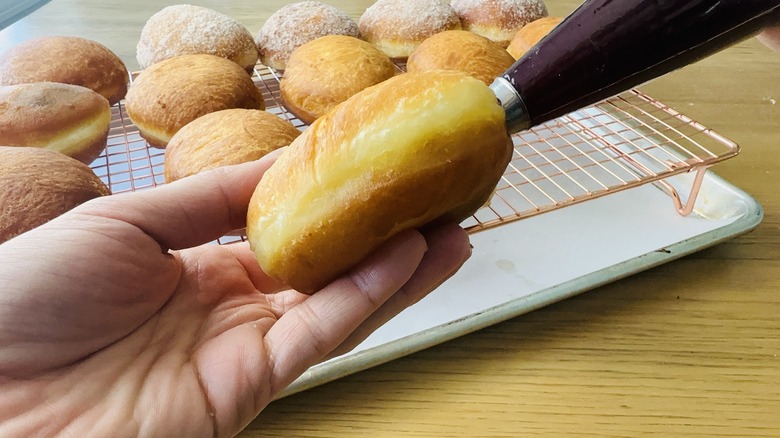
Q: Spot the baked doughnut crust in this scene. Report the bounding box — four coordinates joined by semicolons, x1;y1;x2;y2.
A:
280;35;396;124
407;30;515;85
164;109;301;182
358;0;462;59
451;0;549;47
507;16;562;59
247;71;512;293
0;146;110;243
256;1;359;70
137;4;259;72
0;83;111;164
125;54;265;148
0;36;128;105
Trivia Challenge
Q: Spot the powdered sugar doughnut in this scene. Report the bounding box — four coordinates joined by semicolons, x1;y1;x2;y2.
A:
256;1;359;70
137;4;258;72
358;0;462;59
451;0;549;47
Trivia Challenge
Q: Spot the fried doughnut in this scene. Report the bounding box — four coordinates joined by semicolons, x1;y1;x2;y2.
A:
407;30;515;85
164;109;300;182
0;146;110;243
358;0;462;59
0;36;128;105
247;71;512;293
451;0;549;47
280;35;396;124
137;4;259;72
0;83;111;164
507;16;562;59
124;54;265;148
256;1;359;70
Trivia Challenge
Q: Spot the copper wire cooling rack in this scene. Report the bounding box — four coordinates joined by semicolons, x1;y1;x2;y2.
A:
89;66;740;241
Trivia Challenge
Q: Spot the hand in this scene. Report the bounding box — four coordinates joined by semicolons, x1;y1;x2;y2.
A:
0;150;471;437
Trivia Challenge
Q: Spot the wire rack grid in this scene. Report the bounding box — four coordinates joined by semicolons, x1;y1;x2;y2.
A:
88;65;740;242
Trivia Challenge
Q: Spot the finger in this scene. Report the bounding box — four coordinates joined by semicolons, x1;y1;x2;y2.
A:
76;148;284;251
223;242;289;294
326;223;471;359
263;229;428;395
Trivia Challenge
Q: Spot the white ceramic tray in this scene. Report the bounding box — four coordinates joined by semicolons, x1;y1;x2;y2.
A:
279;170;762;397
90;68;761;398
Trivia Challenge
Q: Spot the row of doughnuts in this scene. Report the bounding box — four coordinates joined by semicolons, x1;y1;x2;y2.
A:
0;36;127;241
257;0;550;69
126;1;561;151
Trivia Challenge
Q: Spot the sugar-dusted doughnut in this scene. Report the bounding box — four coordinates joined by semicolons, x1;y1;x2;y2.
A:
358;0;462;59
451;0;549;47
256;1;359;70
137;4;259;72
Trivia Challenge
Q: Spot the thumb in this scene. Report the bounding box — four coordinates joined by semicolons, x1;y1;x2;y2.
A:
78;149;284;250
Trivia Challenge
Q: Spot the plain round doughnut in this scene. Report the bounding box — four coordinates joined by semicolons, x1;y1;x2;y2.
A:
0;146;111;243
0;82;111;164
507;16;562;59
137;4;258;72
0;36;128;105
451;0;549;47
125;54;265;149
280;35;396;124
407;30;515;85
358;0;461;59
255;1;358;70
164;109;301;183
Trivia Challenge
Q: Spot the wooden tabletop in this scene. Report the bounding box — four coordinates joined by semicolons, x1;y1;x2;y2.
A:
2;1;779;436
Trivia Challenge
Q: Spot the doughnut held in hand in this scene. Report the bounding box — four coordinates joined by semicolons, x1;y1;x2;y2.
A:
0;36;128;105
0;83;111;164
125;54;265;148
280;35;396;124
407;30;515;85
0;147;110;243
164;109;300;182
137;4;259;72
247;71;512;293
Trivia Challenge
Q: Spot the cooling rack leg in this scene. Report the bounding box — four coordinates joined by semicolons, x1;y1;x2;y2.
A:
656;167;710;216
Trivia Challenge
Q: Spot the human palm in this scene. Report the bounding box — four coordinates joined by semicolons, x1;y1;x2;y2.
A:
0;154;470;437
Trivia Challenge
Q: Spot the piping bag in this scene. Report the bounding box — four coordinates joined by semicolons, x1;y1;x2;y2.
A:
490;0;780;135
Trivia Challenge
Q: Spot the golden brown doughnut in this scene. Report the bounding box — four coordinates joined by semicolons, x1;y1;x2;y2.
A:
507;16;562;59
0;83;111;164
358;0;462;59
280;35;396;124
451;0;549;47
0;36;128;105
164;109;300;182
256;1;359;70
124;54;265;149
137;4;259;72
0;146;110;243
407;30;515;85
247;70;512;293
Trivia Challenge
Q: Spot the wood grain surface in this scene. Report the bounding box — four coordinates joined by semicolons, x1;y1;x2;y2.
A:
1;1;778;436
